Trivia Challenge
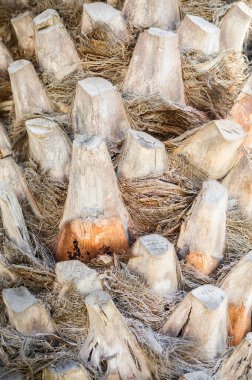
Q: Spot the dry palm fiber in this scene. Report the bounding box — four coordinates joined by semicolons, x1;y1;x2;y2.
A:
124;95;209;140
182;50;248;119
0;258;209;380
119;154;206;242
180;0;227;22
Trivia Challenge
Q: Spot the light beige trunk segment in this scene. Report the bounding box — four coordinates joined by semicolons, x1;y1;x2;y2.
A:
180;372;212;380
11;11;35;53
56;135;130;263
0;185;32;253
8;59;53;120
175;120;246;179
221;252;252;346
160;285;227;359
123;28;185;104
2;286;55;336
72;77;130;141
220;1;252;52
26;118;72;182
34;9;80;80
55;260;102;296
82;2;129;43
80;290;151;379
128;234;178;296
177;180;228;275
0;41;13;71
216;333;252;380
178;15;220;54
122;0;180;30
0;156;41;218
0;122;12;159
117;129;169;179
42;362;91;380
222;154;252;219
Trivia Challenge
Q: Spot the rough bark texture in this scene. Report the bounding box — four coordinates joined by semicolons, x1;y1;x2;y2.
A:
0;41;13;71
175;120;246;179
220;2;252;51
26;117;72;182
82;3;129;43
128;234;178;295
178;15;220;55
34;9;80;80
2;286;55;336
0;122;12;159
56;135;130;263
42;361;90;380
222;154;252;219
80;290;151;379
177;180;227;275
122;0;180;30
55;260;102;296
72;77;130;141
0;185;31;253
11;11;35;53
123;28;185;104
221;252;252;346
8;59;53;120
117;129;169;179
216;333;252;380
0;156;41;218
160;285;227;359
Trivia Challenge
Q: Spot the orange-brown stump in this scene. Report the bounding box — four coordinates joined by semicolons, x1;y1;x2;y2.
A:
221;252;252;346
56;135;130;263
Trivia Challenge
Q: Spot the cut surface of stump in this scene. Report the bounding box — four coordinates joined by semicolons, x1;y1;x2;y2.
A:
55;260;102;296
180;372;212;380
34;9;80;80
122;0;180;30
221;252;252;346
56;135;130;263
123;28;185;104
222;154;252;219
33;8;61;30
8;59;53;120
72;77;130;141
42;361;90;380
0;156;41;218
0;122;12;159
11;11;35;53
0;41;13;71
117;129;169;179
216;332;252;380
177;180;228;275
175;120;246;179
178;15;220;55
26;118;72;182
0;185;32;253
2;286;55;336
80;290;151;379
127;234;178;296
220;1;252;51
160;285;227;359
82;2;129;43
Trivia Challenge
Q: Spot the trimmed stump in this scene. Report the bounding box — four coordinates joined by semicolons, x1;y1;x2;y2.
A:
56;135;130;263
26;117;72;182
160;285;227;359
80;290;151;379
123;28;185;104
177;180;228;275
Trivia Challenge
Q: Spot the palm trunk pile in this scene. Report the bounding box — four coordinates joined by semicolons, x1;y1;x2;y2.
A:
0;0;252;379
